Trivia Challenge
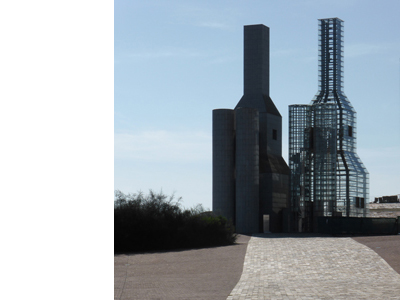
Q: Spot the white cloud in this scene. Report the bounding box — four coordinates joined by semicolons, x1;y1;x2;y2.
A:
115;130;211;162
271;48;316;64
114;130;212;209
209;55;237;64
358;146;400;165
271;49;299;57
297;0;359;9
358;146;400;199
127;47;203;60
197;22;229;29
345;43;389;58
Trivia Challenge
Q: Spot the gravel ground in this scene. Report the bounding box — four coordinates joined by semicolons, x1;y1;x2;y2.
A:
114;235;251;300
115;234;399;299
352;235;400;274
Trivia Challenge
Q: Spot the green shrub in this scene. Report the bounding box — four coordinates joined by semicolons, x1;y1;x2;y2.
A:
114;190;236;253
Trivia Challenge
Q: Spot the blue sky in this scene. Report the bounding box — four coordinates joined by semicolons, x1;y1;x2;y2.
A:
115;0;400;209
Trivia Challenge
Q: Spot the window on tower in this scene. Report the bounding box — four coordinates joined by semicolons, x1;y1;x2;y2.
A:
348;126;353;137
273;129;277;140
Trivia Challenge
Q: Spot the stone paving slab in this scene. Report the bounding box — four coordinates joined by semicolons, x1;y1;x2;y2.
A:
227;234;400;300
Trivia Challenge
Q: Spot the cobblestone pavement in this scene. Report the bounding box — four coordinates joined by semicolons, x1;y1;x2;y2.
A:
227;234;400;300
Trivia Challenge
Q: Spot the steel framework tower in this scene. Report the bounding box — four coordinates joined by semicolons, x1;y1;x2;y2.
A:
289;18;369;231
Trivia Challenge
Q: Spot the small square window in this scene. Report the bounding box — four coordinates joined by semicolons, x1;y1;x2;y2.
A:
272;129;277;140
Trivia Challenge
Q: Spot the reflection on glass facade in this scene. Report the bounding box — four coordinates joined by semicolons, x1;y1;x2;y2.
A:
289;18;369;231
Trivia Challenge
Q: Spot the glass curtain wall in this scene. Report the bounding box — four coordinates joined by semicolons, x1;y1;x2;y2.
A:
289;18;369;231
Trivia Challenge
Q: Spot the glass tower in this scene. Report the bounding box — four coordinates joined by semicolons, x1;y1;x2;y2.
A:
289;18;369;231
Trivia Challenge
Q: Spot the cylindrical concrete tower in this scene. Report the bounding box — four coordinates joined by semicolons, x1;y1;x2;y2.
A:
212;109;235;222
235;107;260;233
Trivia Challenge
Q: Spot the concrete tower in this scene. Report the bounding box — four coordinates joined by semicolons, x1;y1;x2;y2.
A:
213;24;290;234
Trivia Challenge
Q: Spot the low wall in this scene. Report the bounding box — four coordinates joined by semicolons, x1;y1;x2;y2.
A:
316;216;400;235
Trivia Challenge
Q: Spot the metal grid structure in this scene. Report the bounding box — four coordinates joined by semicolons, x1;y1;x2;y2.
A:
289;18;369;231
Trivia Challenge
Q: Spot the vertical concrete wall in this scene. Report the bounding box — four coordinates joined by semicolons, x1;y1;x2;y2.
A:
259;109;290;232
266;113;282;156
235;107;259;233
212;109;235;222
258;112;282;159
243;25;270;96
260;172;290;232
212;24;290;233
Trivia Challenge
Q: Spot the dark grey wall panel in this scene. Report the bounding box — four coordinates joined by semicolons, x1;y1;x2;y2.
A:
212;109;235;222
243;25;270;96
235;107;259;233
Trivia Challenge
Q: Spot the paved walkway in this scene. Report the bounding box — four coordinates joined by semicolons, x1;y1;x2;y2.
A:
227;234;400;299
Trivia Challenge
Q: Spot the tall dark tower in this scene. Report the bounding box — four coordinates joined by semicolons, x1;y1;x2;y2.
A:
289;18;369;232
213;24;290;233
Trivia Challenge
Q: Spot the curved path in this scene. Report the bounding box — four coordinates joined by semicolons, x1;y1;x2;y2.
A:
227;234;400;299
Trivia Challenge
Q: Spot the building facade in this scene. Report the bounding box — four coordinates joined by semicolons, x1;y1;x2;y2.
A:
289;18;369;232
213;24;290;234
